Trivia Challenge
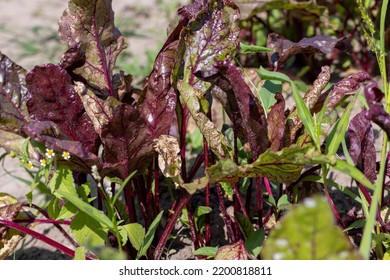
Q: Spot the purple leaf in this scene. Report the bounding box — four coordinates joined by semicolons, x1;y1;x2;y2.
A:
267;93;286;151
267;33;351;69
214;61;270;157
0;52;29;134
25;64;99;154
58;0;127;97
348;111;377;183
327;71;371;108
313;71;371;111
364;82;390;139
101;104;153;180
139;41;178;139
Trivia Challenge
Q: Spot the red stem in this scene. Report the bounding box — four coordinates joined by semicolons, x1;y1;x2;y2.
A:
203;139;211;246
153;192;192;260
0;219;94;259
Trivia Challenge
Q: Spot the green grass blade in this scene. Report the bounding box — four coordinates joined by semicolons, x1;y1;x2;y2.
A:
136;210;164;259
55;189;115;230
240;42;273;54
259;66;318;149
326;96;356;155
112;171;137;206
333;160;375;191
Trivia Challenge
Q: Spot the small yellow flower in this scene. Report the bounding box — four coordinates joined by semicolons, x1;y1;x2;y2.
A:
10;151;16;158
62;151;71;160
27;161;34;169
45;148;55;159
40;159;47;166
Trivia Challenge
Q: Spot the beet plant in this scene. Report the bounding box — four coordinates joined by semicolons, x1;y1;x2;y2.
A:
0;0;389;260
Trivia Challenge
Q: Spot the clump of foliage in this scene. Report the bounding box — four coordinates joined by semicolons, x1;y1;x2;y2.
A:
0;0;389;260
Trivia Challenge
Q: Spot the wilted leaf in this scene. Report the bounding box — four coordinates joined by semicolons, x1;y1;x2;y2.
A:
139;41;178;139
267;93;285;151
215;240;248;260
25;64;99;154
101;104;153;179
58;0;126;96
74;81;113;136
153;135;181;178
267;33;351;69
348;111;376;183
0;52;29;133
0;193;33;259
261;196;362;259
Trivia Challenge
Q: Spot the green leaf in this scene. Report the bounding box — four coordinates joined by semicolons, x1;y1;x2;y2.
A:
277;194;291;210
237;145;335;185
326;96;356;155
333;160;375;191
193;246;218;258
235;212;254;239
70;212;108;248
240;42;273;54
258;80;280;111
112;171;136;206
49;166;78;195
55;189;115;230
205;145;336;185
121;223;145;251
74;246;86;260
261;196;362;259
245;229;265;258
137;210;164;259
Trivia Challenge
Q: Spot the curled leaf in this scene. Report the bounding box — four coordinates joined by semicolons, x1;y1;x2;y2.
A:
0;52;29;133
327;71;371;108
267;33;351;69
348;111;377;183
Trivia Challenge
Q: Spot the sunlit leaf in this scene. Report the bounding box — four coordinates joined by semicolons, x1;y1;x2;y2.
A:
261;196;362;259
